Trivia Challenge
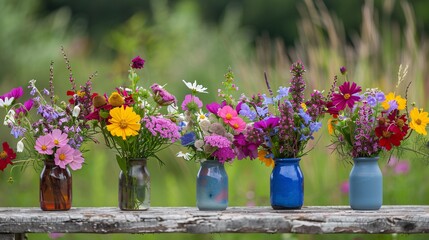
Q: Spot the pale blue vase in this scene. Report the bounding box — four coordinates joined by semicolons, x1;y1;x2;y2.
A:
270;158;304;209
349;157;382;210
196;160;228;211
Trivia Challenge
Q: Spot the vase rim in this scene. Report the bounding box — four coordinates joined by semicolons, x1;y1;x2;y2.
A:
353;157;379;161
128;158;148;161
274;158;301;162
201;159;223;164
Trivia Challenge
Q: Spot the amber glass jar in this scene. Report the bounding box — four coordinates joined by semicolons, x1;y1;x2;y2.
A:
40;160;72;211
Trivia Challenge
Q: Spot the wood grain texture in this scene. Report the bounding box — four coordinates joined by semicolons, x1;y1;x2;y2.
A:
0;206;428;234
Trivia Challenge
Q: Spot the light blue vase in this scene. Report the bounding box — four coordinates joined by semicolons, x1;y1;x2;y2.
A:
270;158;304;209
349;157;382;210
196;160;228;211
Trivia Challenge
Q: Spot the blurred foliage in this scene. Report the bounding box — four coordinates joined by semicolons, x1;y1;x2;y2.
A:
1;0;429;240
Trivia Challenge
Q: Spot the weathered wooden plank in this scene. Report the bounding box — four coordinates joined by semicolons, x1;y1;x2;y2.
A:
0;206;428;234
0;234;26;240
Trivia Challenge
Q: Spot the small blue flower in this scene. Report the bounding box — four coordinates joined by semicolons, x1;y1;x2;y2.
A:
239;103;257;121
180;132;196;146
277;87;290;99
387;100;398;113
10;126;26;138
309;121;322;133
262;94;274;105
298;109;312;124
375;92;385;102
256;106;268;117
367;96;377;107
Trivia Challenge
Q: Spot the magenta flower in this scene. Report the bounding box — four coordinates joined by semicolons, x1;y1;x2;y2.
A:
218;105;238;124
206;102;221;114
54;145;74;169
131;56;145;69
15;99;34;116
254;117;280;130
35;135;54;155
229;117;246;133
69;149;84;170
3;87;24;100
212;147;236;163
394;161;410;175
181;94;203;111
50;129;69;148
234;133;260;160
331;82;361;110
150;83;176;106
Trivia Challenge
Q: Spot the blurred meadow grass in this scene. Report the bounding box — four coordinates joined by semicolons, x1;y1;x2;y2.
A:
1;0;429;239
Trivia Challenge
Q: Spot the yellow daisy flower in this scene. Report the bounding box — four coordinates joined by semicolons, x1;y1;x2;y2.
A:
258;150;274;167
108;92;125;107
382;92;406;111
409;107;429;135
107;107;141;140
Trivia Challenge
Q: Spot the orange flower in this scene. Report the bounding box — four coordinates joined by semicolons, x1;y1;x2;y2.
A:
258;150;274;167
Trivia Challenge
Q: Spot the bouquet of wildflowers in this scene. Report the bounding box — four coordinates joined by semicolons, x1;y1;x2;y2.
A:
326;66;429;161
0;49;98;175
91;56;180;170
239;61;326;167
177;70;254;163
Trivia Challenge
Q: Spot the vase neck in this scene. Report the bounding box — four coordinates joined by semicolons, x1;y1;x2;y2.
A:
128;158;147;166
353;157;379;164
201;159;222;166
274;158;300;164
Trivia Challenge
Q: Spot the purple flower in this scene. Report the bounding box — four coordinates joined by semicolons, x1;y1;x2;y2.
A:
206;102;221;114
181;94;203;111
42;88;50;95
150;83;176;106
234;133;260;160
15;99;34;116
387;100;398;113
212;147;236;163
331;82;362;111
340;66;347;75
131;56;145;69
204;135;231;149
375;92;385;102
180;132;196;146
10;126;26;138
394;161;410;174
367;96;377;107
254;117;280;130
142;116;180;142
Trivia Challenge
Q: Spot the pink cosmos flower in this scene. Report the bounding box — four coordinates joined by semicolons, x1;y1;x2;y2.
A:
331;81;361;110
218;105;237;124
181;94;203;111
35;135;54;155
69;149;84;170
50;129;68;148
54;145;74;169
229;117;246;132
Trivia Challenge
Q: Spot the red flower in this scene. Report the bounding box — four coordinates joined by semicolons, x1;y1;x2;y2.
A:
326;101;339;117
67;90;97;105
331;81;362;111
375;112;406;151
0;142;16;171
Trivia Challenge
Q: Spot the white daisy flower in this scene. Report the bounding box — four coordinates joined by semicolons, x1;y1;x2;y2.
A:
195;110;208;122
0;97;14;108
182;80;208;93
167;104;178;114
176;151;192;161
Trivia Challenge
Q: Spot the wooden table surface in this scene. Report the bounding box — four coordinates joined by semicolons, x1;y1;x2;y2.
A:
0;206;428;234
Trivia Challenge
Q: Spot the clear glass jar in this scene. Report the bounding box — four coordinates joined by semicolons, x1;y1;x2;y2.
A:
118;158;150;210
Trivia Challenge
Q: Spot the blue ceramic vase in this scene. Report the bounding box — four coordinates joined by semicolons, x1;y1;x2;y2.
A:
196;160;228;211
349;157;382;210
270;158;304;209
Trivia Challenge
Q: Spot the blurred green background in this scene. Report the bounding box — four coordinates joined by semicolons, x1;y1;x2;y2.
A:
1;0;429;239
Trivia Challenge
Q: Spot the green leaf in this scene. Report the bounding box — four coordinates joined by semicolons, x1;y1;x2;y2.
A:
116;155;127;172
99;110;110;119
